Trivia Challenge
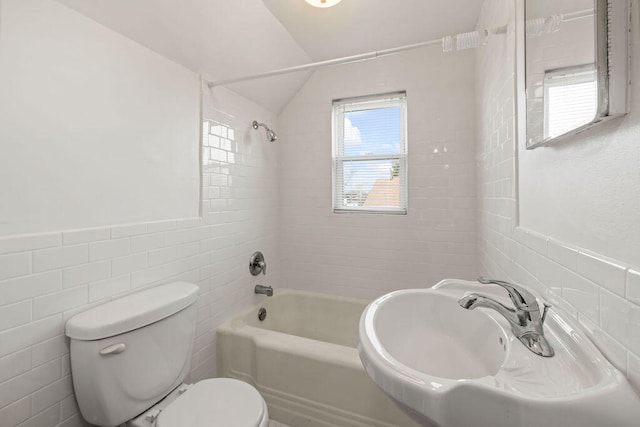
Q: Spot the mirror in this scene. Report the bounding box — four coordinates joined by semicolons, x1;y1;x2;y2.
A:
522;0;630;149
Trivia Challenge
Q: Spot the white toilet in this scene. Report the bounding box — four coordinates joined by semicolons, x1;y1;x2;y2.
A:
65;282;269;427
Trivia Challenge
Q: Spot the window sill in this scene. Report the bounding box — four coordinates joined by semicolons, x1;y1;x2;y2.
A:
333;208;407;215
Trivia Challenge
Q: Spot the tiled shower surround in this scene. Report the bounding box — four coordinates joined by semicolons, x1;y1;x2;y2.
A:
0;84;280;427
278;47;478;299
476;0;640;390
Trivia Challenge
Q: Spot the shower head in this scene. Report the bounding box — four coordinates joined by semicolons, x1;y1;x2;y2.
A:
266;129;278;142
252;120;278;142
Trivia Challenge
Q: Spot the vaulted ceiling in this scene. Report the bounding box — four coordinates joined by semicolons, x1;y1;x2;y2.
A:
55;0;483;113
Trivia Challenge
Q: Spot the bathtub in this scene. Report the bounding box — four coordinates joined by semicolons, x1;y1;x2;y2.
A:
217;290;419;427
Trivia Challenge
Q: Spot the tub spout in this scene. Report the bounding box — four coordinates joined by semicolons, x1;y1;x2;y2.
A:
255;284;273;296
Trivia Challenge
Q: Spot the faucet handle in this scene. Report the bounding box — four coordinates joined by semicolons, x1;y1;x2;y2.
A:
249;251;266;276
477;276;538;311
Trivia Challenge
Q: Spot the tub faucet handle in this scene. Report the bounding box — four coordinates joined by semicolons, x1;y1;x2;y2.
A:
249;251;266;276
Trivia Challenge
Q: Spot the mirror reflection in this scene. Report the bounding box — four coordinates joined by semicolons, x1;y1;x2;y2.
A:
525;0;598;146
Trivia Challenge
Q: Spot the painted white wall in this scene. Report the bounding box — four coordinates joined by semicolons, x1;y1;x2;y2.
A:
519;44;640;268
278;48;477;300
55;0;313;113
476;0;640;391
0;0;200;237
0;1;281;426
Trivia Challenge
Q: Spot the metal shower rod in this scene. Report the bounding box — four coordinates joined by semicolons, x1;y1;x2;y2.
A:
206;38;442;88
206;7;590;88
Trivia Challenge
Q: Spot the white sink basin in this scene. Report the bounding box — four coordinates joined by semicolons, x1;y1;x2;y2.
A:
358;279;640;427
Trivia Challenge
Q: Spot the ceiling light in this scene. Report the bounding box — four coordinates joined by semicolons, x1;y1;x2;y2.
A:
305;0;342;8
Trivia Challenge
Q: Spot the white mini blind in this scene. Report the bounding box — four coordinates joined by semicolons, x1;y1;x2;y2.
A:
332;92;407;214
544;65;597;139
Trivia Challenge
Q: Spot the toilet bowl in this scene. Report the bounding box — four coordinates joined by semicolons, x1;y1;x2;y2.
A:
65;282;268;427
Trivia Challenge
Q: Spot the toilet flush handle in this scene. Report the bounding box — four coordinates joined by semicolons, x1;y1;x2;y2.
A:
99;343;126;356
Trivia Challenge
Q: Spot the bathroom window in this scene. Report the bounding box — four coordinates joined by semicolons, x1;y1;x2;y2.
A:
332;92;407;214
543;64;597;139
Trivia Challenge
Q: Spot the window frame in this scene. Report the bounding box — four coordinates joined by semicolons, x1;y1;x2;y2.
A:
331;91;408;215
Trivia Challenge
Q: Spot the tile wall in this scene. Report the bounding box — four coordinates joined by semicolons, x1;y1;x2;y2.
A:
476;0;640;390
0;2;279;427
0;80;279;427
277;48;478;299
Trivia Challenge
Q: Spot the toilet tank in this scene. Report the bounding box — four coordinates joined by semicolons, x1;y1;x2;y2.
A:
66;282;199;427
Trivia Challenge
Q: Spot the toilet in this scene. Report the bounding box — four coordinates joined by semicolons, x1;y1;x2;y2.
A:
65;282;269;427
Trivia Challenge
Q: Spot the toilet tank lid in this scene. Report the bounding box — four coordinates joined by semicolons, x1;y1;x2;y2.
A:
66;282;199;340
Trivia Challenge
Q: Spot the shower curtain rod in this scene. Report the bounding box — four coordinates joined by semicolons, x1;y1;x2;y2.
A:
206;38;442;88
206;8;590;88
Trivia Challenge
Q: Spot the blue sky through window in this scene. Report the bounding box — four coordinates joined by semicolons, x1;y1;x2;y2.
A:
341;106;402;193
344;106;401;156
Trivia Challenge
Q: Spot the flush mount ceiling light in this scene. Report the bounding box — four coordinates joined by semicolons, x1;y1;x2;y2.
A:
305;0;342;8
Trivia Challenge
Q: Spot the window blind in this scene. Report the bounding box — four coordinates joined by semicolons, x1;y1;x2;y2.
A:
544;65;597;139
332;92;407;214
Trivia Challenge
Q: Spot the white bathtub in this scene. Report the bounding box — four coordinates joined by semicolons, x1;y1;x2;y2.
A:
217;290;419;427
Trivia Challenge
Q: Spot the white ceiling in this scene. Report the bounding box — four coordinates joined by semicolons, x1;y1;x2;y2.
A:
55;0;483;113
263;0;484;60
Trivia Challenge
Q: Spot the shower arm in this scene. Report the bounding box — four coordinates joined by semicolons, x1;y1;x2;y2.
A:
252;121;269;131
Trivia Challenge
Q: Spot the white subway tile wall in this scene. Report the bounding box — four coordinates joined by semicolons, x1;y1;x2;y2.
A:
476;0;640;390
277;47;478;300
0;85;280;427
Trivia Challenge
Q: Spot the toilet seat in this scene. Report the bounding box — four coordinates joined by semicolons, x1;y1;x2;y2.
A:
156;379;268;427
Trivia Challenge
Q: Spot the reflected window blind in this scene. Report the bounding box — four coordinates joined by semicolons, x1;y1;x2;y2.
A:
544;65;597;139
332;92;407;214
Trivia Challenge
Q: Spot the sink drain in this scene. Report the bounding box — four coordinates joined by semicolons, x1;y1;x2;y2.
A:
258;307;267;321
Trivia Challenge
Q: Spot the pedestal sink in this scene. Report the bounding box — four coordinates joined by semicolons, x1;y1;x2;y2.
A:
358;279;640;427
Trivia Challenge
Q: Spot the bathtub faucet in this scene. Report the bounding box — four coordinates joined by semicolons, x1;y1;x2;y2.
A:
458;277;554;357
255;284;273;296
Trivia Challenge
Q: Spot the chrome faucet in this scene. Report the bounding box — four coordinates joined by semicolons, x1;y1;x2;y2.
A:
458;277;554;357
255;284;273;296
